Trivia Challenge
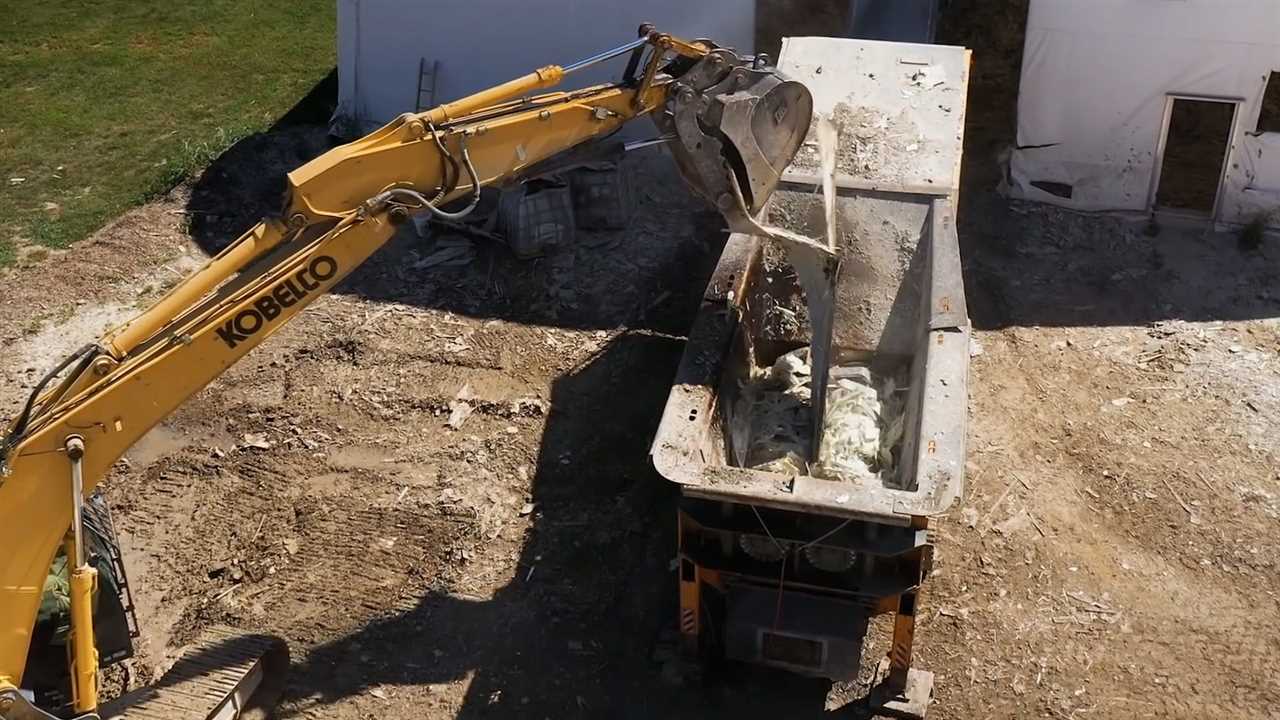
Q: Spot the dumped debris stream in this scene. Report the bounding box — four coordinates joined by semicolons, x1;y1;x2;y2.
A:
738;114;889;479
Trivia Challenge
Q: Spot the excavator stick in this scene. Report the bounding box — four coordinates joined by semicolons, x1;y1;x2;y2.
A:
515;27;814;241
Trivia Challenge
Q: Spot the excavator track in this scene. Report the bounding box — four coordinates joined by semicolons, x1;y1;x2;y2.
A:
101;628;287;720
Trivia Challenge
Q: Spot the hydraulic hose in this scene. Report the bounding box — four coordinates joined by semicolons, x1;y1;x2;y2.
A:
374;131;482;221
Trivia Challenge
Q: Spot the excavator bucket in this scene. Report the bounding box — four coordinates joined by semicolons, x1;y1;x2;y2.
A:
659;48;814;233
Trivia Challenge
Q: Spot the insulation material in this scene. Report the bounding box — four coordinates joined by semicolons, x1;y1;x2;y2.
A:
737;349;812;476
1008;0;1280;225
739;348;906;482
819;364;906;481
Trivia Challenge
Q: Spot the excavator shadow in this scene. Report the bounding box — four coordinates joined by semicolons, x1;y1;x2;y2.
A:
272;330;840;720
959;192;1280;330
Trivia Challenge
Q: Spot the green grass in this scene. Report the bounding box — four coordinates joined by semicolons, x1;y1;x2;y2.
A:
0;1;336;265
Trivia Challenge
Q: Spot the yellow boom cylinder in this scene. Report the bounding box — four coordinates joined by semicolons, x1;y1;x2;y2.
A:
67;564;99;713
424;65;565;124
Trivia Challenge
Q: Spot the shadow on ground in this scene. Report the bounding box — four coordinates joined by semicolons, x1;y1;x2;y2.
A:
269;330;839;720
959;193;1280;330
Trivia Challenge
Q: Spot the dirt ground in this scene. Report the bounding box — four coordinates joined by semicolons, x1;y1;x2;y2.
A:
4;129;1278;719
4;5;1280;716
940;200;1280;718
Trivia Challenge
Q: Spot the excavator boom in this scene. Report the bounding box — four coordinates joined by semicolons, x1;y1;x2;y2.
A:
0;28;812;720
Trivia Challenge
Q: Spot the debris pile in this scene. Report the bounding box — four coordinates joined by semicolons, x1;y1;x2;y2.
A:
737;347;906;481
819;362;906;481
736;349;812;475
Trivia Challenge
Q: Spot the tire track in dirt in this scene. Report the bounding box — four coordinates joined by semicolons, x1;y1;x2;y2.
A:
110;446;463;661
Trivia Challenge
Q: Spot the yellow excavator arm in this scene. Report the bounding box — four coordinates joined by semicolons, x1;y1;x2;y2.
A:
0;28;813;720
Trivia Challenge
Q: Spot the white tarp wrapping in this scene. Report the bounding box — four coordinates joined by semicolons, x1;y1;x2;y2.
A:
334;0;753;136
1008;0;1280;225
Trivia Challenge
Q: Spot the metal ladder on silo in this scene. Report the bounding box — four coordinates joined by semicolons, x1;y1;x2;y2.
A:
416;58;439;112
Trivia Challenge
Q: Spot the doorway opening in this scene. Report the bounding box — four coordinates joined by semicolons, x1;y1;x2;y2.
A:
1153;97;1237;215
1257;71;1280;133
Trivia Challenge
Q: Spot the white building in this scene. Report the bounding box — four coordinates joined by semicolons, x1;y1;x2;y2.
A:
1007;0;1280;228
332;0;755;136
330;1;949;137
